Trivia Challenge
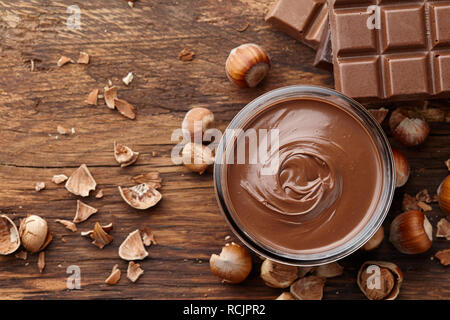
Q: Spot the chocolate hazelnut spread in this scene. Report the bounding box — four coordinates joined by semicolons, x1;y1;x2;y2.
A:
225;98;383;254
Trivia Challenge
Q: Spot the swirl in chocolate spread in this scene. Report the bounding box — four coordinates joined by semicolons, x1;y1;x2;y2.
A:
240;138;344;222
226;98;382;253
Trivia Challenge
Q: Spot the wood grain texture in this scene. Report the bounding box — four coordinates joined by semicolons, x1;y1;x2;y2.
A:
0;0;449;300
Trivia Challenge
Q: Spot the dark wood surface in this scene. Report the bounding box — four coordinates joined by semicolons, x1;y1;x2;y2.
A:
0;0;449;300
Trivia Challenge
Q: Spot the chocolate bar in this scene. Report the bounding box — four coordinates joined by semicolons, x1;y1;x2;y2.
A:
265;0;329;50
314;17;333;71
329;0;450;102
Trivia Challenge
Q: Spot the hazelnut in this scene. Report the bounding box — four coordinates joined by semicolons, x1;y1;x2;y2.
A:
118;183;162;210
389;210;432;254
389;108;429;147
19;215;49;253
357;261;403;300
225;43;270;88
260;259;298;288
0;214;21;255
182;142;214;174
181;107;214;138
361;226;384;251
438;175;450;217
392;149;410;188
209;242;252;284
290;276;325;300
313;262;344;278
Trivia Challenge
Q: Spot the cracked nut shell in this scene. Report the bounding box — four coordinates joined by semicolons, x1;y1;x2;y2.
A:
357;261;403;300
0;215;20;255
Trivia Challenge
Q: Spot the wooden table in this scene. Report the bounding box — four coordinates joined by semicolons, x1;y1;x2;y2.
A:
0;0;449;300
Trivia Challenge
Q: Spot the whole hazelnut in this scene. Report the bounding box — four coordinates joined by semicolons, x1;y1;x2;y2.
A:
225;43;270;88
182;142;214;174
181;107;214;138
19;215;49;253
209;242;252;284
389;210;432;254
438;175;450;217
260;258;298;288
392;149;410;188
361;226;384;251
389;108;429;147
357;261;403;300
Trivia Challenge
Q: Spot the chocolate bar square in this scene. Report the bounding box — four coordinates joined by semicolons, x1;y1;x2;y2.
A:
330;0;450;102
265;0;329;49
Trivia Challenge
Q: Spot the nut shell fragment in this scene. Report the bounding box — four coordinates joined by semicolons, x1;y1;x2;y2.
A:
290;276;325;300
275;292;296;300
436;218;450;240
119;229;148;261
35;182;45;192
86;89;99;105
57;56;71;67
114;98;136;120
38;251;45;273
55;219;77;232
118;184;162;210
91;222;113;249
104;86;118;109
140;227;157;246
435;249;450;266
105;264;121;285
65;164;97;197
81;222;113;237
260;259;298;288
0;215;21;255
114;142;139;167
77;51;89;64
73;200;98;223
127;261;144;282
357;261;403;300
52;174;68;184
131;172;162;189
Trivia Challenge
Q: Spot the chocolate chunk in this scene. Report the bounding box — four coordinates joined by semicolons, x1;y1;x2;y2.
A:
314;17;333;71
265;0;329;50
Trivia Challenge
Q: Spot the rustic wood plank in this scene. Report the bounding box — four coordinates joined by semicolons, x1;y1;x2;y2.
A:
0;0;449;300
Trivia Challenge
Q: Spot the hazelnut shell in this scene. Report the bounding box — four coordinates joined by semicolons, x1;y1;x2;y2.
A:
0;215;21;255
209;242;252;284
357;261;403;300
